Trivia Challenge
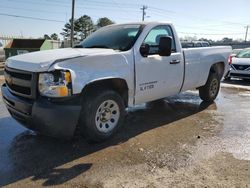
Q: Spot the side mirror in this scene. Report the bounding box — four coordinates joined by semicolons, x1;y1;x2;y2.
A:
140;43;150;57
159;36;172;56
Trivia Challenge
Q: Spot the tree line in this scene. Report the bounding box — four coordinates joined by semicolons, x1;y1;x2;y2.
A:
180;36;245;43
44;15;114;41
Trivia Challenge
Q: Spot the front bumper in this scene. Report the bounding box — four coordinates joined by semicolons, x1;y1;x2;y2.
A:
229;69;250;79
228;65;250;79
1;84;81;138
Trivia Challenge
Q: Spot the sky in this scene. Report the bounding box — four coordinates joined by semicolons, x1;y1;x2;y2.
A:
0;0;250;41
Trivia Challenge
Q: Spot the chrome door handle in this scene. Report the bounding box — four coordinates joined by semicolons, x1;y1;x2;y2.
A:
170;60;180;64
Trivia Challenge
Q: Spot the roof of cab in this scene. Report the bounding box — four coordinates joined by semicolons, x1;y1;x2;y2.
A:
107;21;173;27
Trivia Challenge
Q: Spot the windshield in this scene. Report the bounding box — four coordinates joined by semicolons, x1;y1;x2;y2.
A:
78;24;143;51
236;49;250;58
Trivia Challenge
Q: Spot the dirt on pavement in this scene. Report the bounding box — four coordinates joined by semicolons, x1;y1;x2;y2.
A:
0;78;250;187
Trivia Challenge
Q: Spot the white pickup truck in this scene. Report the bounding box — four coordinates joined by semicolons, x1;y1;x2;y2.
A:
1;22;231;141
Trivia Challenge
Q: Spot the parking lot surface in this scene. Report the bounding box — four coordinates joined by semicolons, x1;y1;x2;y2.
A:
0;77;250;187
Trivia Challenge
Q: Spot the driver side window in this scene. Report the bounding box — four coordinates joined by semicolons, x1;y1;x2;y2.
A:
143;25;176;54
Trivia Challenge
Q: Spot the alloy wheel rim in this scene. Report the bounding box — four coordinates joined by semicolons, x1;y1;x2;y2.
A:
95;100;120;133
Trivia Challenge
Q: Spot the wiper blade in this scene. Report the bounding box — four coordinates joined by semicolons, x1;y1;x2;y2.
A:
85;45;109;49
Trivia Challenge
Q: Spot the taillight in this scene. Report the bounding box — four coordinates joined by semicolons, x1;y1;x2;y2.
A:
228;55;233;65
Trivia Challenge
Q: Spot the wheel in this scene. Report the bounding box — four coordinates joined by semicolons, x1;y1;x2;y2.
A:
199;72;220;102
79;89;125;142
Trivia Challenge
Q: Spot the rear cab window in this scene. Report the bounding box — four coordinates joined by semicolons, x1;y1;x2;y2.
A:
143;25;176;55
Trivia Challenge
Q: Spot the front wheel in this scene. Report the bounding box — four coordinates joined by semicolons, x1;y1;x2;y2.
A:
79;89;125;142
199;73;220;102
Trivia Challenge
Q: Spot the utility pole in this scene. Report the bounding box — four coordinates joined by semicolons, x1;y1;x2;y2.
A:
141;5;147;21
245;25;249;42
70;0;75;47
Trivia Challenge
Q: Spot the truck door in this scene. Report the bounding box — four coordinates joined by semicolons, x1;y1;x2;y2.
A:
134;25;184;104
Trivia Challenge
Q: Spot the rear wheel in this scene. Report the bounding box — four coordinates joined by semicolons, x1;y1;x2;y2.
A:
199;72;220;102
79;89;125;142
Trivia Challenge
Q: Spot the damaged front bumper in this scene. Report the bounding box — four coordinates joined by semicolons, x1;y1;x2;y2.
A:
1;83;81;138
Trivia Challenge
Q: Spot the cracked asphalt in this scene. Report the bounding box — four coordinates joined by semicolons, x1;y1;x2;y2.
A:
0;76;250;187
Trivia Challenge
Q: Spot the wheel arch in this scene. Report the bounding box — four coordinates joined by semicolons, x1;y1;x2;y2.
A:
81;78;129;107
209;62;225;80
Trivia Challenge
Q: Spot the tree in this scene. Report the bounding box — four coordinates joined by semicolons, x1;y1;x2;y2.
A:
60;19;78;40
96;17;114;28
61;15;113;42
180;35;198;42
222;37;233;43
44;34;51;40
75;15;94;40
50;33;59;40
199;38;209;42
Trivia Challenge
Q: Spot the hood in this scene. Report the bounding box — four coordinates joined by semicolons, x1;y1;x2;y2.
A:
232;57;250;65
6;48;116;72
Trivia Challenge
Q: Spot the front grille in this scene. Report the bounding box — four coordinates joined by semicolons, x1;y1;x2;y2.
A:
232;64;250;71
4;67;37;99
8;84;31;95
5;68;32;80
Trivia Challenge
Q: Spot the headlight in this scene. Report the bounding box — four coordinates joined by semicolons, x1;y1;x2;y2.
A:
38;70;72;97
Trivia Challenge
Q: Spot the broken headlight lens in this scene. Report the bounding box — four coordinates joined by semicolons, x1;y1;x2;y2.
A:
38;71;72;97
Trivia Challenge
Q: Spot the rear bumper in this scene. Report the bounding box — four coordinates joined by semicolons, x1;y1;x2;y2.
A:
1;84;81;138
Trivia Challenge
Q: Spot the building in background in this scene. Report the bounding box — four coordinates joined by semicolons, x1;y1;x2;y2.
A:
4;39;60;59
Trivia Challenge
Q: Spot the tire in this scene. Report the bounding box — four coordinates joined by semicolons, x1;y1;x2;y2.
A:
79;88;125;142
199;72;220;102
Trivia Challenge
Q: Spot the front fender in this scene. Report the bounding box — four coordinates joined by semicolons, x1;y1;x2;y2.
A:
51;51;134;98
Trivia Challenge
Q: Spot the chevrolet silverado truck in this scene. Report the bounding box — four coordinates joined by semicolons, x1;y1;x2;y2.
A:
1;22;232;141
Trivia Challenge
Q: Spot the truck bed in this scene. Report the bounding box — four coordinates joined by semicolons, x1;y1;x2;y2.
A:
181;46;232;91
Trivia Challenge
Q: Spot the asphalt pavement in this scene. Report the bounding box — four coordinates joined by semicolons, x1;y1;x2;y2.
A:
0;78;250;187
